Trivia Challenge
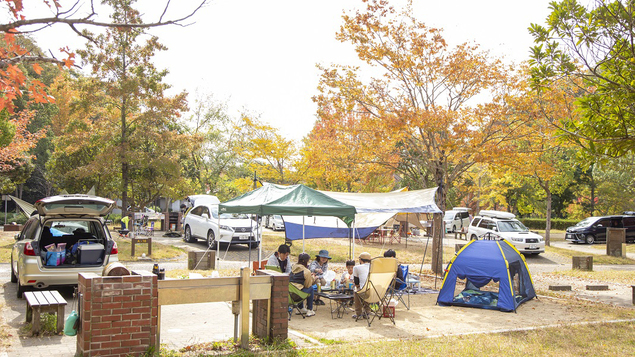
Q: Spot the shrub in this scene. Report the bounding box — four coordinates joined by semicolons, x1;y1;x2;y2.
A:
520;218;579;230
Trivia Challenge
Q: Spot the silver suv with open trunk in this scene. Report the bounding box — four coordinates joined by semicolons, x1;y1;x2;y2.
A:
11;194;119;298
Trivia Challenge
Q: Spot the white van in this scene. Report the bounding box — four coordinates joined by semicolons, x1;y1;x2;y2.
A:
444;207;471;233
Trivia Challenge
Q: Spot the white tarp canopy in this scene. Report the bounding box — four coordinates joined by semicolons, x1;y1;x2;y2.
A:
283;187;441;240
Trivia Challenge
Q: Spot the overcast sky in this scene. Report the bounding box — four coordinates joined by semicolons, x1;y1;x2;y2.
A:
26;0;555;142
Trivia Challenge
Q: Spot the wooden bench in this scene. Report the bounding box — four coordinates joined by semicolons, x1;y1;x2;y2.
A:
25;290;67;335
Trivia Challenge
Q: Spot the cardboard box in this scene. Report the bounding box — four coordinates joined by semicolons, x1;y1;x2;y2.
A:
78;243;105;264
383;305;395;318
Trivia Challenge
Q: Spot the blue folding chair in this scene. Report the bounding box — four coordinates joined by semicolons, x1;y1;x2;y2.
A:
390;264;410;310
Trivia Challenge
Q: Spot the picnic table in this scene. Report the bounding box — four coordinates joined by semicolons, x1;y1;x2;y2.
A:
316;287;354;319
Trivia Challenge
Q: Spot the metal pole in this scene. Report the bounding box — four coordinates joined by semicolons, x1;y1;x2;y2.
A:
302;215;305;252
4;195;7;225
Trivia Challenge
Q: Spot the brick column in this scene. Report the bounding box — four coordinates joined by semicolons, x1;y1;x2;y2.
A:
253;270;289;341
77;270;158;357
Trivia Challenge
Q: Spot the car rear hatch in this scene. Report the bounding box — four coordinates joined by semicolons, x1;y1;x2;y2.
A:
34;195;115;217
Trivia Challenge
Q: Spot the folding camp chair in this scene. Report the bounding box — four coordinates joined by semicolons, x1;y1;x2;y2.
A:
288;284;310;320
390;265;410;310
355;257;398;326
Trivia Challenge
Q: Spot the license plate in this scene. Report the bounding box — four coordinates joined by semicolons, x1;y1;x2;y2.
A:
529;244;537;249
239;236;248;240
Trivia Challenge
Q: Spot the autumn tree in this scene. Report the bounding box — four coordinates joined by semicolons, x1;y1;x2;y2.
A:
48;0;196;211
300;102;396;192
182;93;249;201
234;115;299;189
529;0;635;156
315;0;516;273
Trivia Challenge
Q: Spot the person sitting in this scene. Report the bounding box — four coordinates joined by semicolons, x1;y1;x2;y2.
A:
309;249;331;305
383;249;404;282
340;260;355;287
266;244;292;274
352;252;372;319
289;253;317;317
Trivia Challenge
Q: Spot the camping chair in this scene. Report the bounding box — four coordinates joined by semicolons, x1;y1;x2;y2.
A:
390;265;410;310
288;284;310;320
355;257;398;326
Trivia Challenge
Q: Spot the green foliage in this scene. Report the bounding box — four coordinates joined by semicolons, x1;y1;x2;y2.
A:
529;0;635;156
520;218;579;230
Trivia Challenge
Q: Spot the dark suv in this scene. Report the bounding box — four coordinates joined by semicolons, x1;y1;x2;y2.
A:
565;215;635;244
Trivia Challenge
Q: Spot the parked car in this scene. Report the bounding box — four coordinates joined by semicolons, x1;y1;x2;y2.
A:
268;215;285;231
468;210;545;255
11;194;119;298
565;215;635;244
444;207;470;233
182;201;260;248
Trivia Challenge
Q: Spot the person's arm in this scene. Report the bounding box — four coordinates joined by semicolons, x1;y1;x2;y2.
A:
303;268;315;288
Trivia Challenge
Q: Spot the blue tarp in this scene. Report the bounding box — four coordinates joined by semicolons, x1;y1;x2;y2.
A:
437;239;536;312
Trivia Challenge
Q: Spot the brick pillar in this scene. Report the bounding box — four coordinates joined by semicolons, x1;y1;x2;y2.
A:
77;270;158;357
253;270;289;341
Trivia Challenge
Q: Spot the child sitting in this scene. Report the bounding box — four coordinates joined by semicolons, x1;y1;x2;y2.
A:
339;260;355;287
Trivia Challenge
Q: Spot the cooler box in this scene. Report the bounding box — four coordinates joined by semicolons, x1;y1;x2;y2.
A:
78;243;105;264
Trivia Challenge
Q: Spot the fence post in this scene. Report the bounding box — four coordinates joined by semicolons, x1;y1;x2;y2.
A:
240;267;250;349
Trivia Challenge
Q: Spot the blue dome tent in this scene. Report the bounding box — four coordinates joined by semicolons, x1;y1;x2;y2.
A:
437;239;536;312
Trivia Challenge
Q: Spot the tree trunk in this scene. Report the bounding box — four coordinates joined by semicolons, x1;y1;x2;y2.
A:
431;168;446;275
590;170;595;216
545;184;552;247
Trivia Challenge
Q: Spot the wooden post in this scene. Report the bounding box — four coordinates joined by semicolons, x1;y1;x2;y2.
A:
572;256;593;271
240;267;250;349
606;228;626;257
131;237;152;256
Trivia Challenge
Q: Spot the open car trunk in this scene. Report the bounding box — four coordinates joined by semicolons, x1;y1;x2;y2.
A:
34;219;113;268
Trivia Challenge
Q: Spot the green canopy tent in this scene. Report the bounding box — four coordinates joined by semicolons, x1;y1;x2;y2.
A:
219;183;358;262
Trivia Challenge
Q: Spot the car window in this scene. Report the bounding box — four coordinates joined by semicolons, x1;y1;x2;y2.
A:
21;218;39;240
623;217;635;227
595;218;611;227
471;218;480;227
478;219;493;229
610;218;623;228
575;217;597;227
497;220;529;232
220;212;249;219
190;206;203;216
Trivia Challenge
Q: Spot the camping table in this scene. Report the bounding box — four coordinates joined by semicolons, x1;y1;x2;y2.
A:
316;289;354;319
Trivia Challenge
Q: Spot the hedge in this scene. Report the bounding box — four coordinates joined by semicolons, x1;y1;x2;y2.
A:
519;218;579;231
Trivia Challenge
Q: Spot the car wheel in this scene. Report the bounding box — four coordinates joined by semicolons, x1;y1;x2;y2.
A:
585;234;595;245
470;234;478;240
207;230;216;249
249;241;260;249
10;258;17;283
184;225;196;243
17;278;25;299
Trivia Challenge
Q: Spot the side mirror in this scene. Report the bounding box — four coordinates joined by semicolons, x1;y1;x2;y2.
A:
202;213;210;219
14;233;20;241
597;224;603;228
492;227;498;232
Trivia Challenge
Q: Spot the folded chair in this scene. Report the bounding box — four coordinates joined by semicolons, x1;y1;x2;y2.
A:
355;257;398;326
390;265;410;310
288;283;310;320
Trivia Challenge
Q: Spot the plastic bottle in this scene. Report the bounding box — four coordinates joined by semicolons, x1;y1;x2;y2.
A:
152;263;159;275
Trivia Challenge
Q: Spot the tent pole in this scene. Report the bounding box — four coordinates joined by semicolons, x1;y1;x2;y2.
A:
302;215;305;253
217;211;221;269
352;220;355;259
257;214;262;262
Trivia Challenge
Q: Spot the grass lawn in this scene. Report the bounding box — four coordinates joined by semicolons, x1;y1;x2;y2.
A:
540;269;635;285
546;245;635;265
261;231;455;265
589;243;635;253
114;237;186;262
307;321;635;357
0;232;14;263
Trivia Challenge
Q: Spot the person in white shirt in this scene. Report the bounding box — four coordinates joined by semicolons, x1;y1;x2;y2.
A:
352;252;372;319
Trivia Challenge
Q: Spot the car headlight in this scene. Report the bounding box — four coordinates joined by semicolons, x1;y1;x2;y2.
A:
219;225;234;232
511;237;523;242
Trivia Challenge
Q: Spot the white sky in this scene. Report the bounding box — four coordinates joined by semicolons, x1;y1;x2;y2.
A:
24;0;554;142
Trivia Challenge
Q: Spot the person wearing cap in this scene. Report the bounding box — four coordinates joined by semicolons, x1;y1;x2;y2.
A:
309;249;331;305
266;244;292;274
289;253;317;317
352;251;372;319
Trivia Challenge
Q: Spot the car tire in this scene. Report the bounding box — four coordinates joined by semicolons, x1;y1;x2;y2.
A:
470;234;478;240
184;225;196;243
10;258;17;283
17;279;25;299
249;241;260;249
585;234;595;245
207;230;216;249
